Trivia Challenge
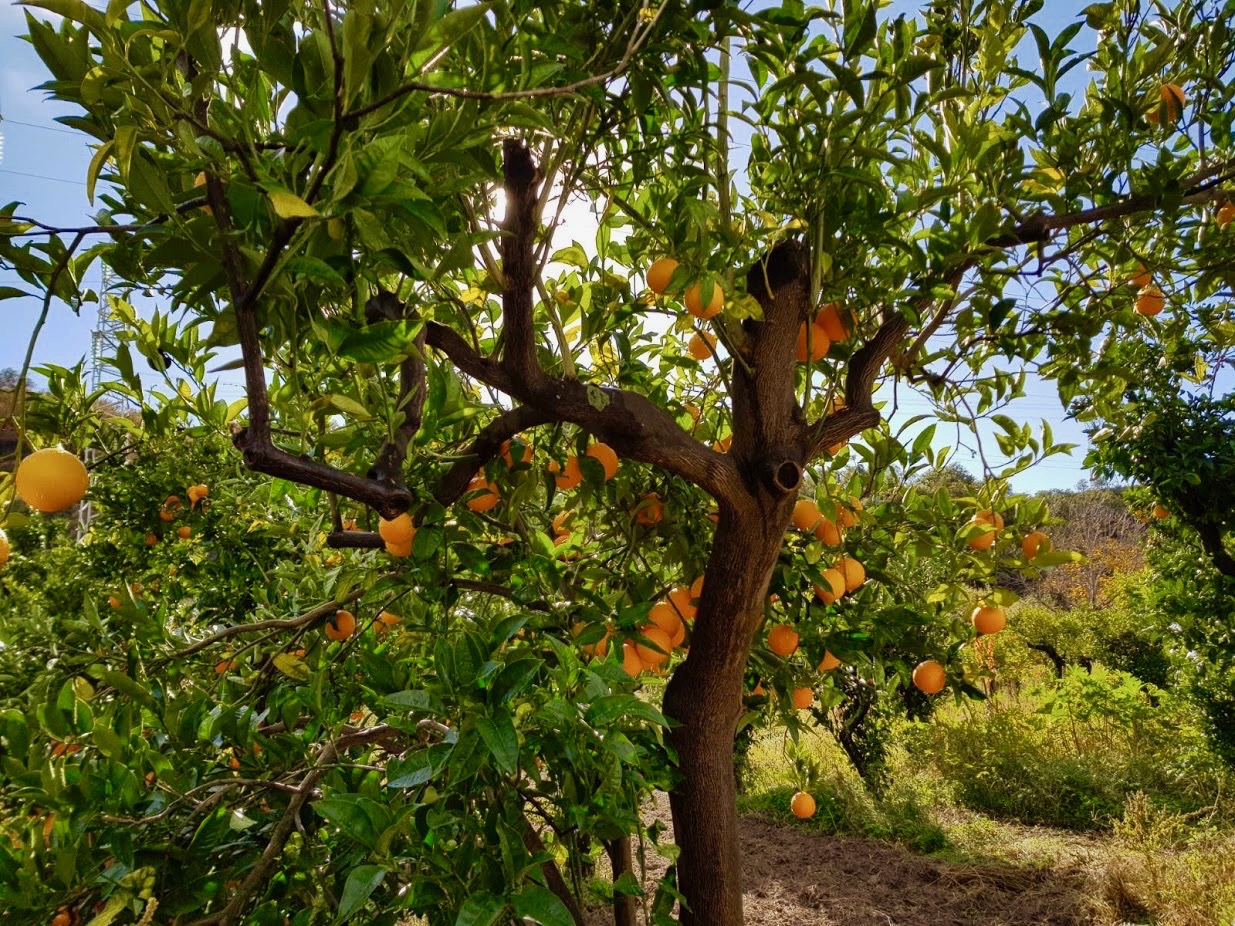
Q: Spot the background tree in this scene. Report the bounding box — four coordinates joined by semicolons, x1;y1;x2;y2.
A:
2;1;1234;925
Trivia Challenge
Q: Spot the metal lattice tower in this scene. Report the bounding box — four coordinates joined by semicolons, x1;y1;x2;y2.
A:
90;267;123;393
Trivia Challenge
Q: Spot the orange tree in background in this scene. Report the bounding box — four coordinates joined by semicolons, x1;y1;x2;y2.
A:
2;0;1234;924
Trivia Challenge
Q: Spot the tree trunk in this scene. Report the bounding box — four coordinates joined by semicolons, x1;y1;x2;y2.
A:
662;511;789;925
521;824;585;926
604;837;638;926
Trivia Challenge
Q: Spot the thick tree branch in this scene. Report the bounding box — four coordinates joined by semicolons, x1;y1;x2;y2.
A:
434;405;554;506
499;140;550;392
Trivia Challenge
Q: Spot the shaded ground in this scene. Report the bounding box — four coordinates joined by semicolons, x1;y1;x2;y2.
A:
585;794;1092;926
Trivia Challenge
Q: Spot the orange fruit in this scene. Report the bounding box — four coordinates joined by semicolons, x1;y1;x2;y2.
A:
1130;264;1153;288
684;281;724;319
550;456;583;490
816;303;850;342
818;650;841;672
836;496;863;528
814;568;846;605
1218;203;1235;228
187;483;209;507
752;681;766;696
375;611;402;634
573;621;611;658
633;493;664;525
791;499;822;531
385;539;412;558
108;596;122;609
325;609;356;641
177;525;191;540
635;626;673;666
814;518;842;546
647;257;679;295
667;586;697;623
0;529;9;567
688;331;718;361
342;518;358;531
1022;531;1050;559
791;687;814;710
912;660;947;695
972;605;1007;636
768;623;800;657
378;513;415;546
690;575;705;599
585;443;620;481
976;509;1004;531
795;322;830;362
838;556;866;592
214;658;238;674
713;434;733;453
648;602;684;642
1136;284;1165;316
465;476;500;512
1147;82;1185;123
15;447;89;513
790;791;816;819
145;532;159;546
501;439;532;467
621;641;646;677
1152;503;1170;519
551;510;573;537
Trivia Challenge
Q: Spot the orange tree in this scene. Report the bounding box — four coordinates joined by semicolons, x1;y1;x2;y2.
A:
2;0;1234;923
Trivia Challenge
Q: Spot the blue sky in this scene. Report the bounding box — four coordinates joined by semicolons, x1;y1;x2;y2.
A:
1;0;1105;493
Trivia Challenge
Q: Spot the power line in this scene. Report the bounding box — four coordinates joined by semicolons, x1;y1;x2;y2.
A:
0;118;84;137
0;167;86;186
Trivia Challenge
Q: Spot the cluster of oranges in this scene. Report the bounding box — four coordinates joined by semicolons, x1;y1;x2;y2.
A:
149;483;209;545
617;576;704;676
322;608;401;642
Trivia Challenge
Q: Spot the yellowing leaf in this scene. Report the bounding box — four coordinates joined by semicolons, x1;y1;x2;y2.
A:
460;286;487;306
268;190;320;219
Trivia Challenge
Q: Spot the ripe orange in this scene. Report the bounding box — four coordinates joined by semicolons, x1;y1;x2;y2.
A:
1130;264;1153;288
465;476;500;512
1152;503;1170;519
647;257;679;295
585;443;620;481
648;602;685;642
635;625;673;666
501;439;532;467
791;499;822;531
912;659;947;695
791;687;814;710
621;641;645;677
550;456;583;491
15;447;89;513
385;538;412;558
325;609;356;641
768;623;800;657
967;522;996;551
187;483;209;507
378;513;415;546
972;605;1007;636
790;791;816;819
1218;203;1235;228
817;303;850;341
684;281;724;319
713;434;733;453
1147;82;1185;123
375;611;402;634
667;586;696;623
752;681;766;696
177;525;191;540
690;575;704;598
145;532;159;546
1136;284;1165;316
633;493;664;525
343;518;358;531
836;496;863;528
838;556;865;592
795;322;830;362
0;529;9;567
814;568;845;604
1022;530;1050;559
215;658;238;674
573;621;611;658
552;510;573;537
976;509;1005;531
818;650;841;672
688;331;718;361
814;518;842;546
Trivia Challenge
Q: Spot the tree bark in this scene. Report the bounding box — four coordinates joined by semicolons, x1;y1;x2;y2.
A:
662;509;791;925
604;837;638;926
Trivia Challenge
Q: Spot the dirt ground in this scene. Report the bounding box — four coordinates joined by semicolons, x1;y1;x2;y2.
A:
585;794;1092;926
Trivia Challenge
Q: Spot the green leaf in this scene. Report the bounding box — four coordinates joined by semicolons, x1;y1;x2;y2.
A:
268;190;320;219
127;150;174;214
586;695;667;728
510;885;575;926
418;2;491;55
475;709;518;775
313;795;388;849
326;394;372;419
454;891;505;926
272;652;311;681
337;865;385;921
337;320;423;363
20;0;106;33
0;286;30;300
